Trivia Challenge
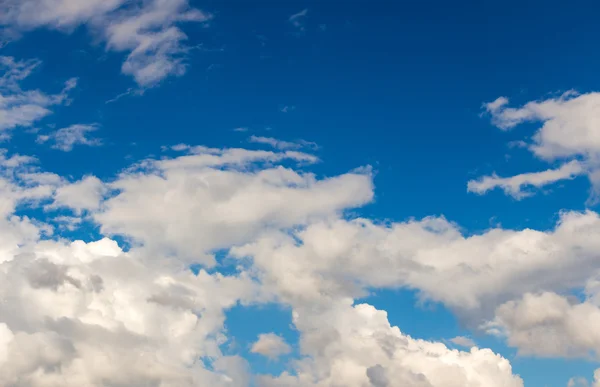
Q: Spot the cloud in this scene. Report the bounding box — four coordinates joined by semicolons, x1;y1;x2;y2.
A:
4;142;595;385
0;56;77;134
258;302;523;387
568;370;600;387
250;333;291;360
487;290;600;359
0;0;212;87
467;160;584;199
280;105;295;113
233;127;248;132
94;146;367;265
477;91;600;202
450;336;477;348
248;135;317;151
289;9;308;31
51;176;107;214
483;91;598;160
36;124;102;151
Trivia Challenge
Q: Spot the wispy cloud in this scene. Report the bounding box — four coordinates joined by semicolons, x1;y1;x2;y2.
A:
0;56;77;135
0;0;212;88
233;127;248;132
37;124;102;152
280;105;295;113
249;135;318;151
467;160;584;199
289;9;308;32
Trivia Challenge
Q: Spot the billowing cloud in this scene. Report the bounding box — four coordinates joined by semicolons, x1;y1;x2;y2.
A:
0;144;530;385
258;302;523;387
0;0;212;87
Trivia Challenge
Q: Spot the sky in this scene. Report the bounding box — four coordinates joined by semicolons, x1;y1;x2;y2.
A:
1;0;600;386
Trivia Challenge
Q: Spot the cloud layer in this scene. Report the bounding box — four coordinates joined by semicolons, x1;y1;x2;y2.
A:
0;143;532;386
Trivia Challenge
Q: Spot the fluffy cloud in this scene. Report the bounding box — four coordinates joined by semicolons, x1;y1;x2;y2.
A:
0;56;76;134
233;210;600;319
37;124;102;151
0;144;530;385
484;91;600;160
477;91;600;202
488;292;600;358
258;302;523;387
94;146;368;265
250;333;291;360
568;370;600;387
0;0;211;87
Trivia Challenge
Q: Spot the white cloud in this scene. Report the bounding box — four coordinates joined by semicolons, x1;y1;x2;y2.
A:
477;91;600;202
467;160;584;199
94;146;369;265
484;91;599;160
0;0;212;87
1;142;592;385
0;56;77;134
250;333;291;360
248;135;316;151
37;123;102;151
450;336;477;348
258;302;523;387
51;176;107;214
568;370;600;387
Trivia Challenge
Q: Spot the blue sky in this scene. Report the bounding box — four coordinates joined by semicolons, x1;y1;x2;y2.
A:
1;1;600;386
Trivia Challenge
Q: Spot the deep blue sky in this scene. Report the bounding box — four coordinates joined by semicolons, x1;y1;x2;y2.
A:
3;1;600;385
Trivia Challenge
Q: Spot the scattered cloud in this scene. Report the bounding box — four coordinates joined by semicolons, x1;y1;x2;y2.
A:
280;105;295;113
250;333;291;360
37;124;102;151
248;135;317;151
0;0;212;87
467;160;585;199
476;91;600;203
0;56;77;134
233;127;248;132
289;9;308;32
567;370;600;387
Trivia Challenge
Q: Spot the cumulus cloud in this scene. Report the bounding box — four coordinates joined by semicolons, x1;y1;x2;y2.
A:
0;0;212;87
250;333;291;360
488;291;600;358
467;160;584;199
37;123;102;151
0;143;531;386
0;56;77;134
258;302;523;387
